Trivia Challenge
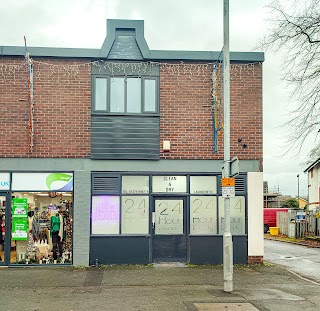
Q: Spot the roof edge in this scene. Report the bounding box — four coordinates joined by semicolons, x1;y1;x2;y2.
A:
0;45;264;62
304;157;320;173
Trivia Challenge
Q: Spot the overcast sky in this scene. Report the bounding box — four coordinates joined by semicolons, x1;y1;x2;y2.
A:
0;0;309;197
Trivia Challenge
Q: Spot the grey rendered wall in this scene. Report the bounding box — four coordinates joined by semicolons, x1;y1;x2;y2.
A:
73;170;91;266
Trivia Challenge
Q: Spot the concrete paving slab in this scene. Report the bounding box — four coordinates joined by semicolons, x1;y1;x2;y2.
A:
194;303;260;311
236;288;305;301
153;262;187;267
0;264;319;311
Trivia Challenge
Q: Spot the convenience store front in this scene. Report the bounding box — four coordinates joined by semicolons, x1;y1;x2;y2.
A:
0;172;73;266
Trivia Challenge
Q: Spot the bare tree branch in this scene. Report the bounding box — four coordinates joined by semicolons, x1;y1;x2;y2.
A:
259;0;320;161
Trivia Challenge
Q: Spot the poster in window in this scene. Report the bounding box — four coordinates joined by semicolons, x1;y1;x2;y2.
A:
121;196;149;234
218;196;245;235
190;196;217;235
91;196;120;235
155;199;183;235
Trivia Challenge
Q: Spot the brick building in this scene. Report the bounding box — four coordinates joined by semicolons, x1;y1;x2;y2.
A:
0;19;264;266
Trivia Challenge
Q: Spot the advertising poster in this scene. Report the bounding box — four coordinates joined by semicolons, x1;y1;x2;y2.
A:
12;198;28;216
12;218;28;240
91;196;120;235
12;198;28;240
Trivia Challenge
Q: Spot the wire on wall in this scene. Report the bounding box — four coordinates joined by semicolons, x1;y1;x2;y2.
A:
24;37;34;153
211;49;224;154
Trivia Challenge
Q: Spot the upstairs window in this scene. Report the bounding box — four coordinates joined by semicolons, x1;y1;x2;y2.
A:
93;76;158;114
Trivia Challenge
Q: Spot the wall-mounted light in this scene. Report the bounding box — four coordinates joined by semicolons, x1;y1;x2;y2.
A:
163;140;171;152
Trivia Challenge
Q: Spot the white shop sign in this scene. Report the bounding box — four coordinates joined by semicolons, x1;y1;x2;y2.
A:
0;173;10;190
12;173;73;191
152;176;186;193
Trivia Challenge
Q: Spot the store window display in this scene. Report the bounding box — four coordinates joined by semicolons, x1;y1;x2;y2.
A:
11;192;73;265
0;197;5;262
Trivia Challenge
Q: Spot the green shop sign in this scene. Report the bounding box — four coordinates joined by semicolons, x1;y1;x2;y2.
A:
12;218;28;240
12;198;28;217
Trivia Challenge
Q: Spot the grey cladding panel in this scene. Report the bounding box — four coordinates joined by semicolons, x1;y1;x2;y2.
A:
108;29;143;60
91;116;160;159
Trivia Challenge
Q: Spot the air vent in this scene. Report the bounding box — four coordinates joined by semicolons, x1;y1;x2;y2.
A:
92;175;119;194
235;175;245;193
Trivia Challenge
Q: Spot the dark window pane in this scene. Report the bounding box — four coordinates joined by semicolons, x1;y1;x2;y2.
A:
144;79;156;112
110;78;125;113
127;78;141;113
95;78;107;110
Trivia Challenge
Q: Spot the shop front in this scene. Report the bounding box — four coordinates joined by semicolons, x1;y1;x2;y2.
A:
0;172;73;266
90;172;248;265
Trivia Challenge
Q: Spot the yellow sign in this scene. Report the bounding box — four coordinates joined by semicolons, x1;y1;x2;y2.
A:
221;178;235;187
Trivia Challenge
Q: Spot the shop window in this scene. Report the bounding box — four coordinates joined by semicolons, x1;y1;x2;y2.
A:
121;196;149;234
218;196;245;235
122;176;149;194
11;192;73;265
152;176;187;193
91;196;120;235
190;196;217;235
93;76;158;114
190;176;217;194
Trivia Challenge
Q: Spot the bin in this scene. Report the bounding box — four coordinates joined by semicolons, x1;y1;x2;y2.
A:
288;222;295;238
269;227;279;236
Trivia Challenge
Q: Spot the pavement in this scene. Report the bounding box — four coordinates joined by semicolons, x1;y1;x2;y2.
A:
264;234;320;248
1;260;320;311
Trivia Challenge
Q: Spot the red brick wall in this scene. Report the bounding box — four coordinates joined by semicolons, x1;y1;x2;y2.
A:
159;62;263;168
1;57;262;164
0;57;91;158
248;255;264;265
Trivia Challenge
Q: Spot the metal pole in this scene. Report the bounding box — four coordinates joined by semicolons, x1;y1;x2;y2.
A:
297;174;300;208
223;0;233;292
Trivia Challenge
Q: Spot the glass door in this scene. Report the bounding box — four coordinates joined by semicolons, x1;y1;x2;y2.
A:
0;194;9;264
152;197;187;262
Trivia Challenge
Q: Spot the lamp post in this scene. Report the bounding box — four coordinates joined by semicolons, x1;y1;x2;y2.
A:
297;174;300;208
223;0;233;293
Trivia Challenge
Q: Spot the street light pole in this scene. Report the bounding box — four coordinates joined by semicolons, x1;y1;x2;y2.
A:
297;174;300;208
223;0;233;293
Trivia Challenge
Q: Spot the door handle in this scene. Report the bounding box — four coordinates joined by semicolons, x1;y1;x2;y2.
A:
152;212;156;229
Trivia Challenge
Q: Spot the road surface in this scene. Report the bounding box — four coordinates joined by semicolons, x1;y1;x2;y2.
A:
264;239;320;283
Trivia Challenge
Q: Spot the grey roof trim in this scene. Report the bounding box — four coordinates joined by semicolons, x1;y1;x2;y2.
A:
1;46;264;62
304;157;320;173
149;50;264;62
0;19;264;62
1;46;101;58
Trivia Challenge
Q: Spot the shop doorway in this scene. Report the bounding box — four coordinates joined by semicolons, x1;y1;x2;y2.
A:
0;193;9;265
152;197;187;263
